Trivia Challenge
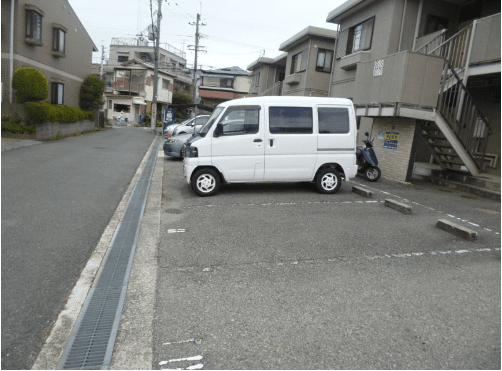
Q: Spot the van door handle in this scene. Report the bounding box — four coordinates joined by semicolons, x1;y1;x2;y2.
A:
253;139;262;142
270;139;274;146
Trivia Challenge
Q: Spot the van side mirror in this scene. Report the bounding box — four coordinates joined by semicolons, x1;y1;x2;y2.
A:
214;123;223;137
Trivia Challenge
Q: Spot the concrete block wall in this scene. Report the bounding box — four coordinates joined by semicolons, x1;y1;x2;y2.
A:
36;120;96;140
371;117;416;182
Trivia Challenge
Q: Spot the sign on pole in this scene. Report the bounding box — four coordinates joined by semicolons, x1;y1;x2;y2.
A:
163;108;176;135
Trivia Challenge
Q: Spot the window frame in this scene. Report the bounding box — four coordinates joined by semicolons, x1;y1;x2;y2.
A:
52;27;66;54
162;78;170;90
268;106;313;134
290;51;305;74
316;49;333;73
336;17;375;59
118;55;129;63
51;82;64;105
25;9;43;43
220;78;234;88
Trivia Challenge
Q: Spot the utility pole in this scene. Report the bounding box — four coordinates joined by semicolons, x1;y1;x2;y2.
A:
99;45;105;76
189;14;205;117
150;0;162;133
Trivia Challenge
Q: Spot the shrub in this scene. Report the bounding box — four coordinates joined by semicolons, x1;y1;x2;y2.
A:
25;102;94;124
12;67;48;103
80;74;105;111
1;115;36;134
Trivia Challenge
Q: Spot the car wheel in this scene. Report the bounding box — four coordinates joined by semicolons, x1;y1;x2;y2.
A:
315;168;342;194
191;168;220;197
178;131;186;135
365;166;381;182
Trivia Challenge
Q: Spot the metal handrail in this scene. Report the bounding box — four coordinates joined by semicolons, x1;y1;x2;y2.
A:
260;81;283;96
426;24;473;70
437;60;492;169
414;29;447;54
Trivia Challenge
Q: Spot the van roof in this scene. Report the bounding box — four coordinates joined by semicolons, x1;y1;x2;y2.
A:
218;96;353;107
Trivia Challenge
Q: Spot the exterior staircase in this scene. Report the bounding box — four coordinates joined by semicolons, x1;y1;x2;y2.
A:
415;20;493;177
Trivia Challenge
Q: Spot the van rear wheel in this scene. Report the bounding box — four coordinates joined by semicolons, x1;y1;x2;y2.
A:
316;168;342;194
191;168;220;197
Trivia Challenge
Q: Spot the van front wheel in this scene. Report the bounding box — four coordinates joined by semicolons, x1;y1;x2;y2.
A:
316;168;342;194
191;168;220;197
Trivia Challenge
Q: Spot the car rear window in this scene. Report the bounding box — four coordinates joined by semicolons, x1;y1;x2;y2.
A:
269;107;313;134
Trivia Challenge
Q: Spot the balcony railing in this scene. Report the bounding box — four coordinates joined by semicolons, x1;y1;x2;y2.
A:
261;81;283;96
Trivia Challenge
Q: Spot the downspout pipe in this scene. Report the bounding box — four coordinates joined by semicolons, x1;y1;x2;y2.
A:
398;0;408;52
10;0;15;103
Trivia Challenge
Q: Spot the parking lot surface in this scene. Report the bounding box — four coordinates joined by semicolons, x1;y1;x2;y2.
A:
153;157;500;369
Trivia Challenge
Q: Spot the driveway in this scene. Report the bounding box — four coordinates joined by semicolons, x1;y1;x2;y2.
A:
151;158;500;369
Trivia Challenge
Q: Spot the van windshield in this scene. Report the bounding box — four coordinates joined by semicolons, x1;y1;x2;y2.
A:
198;107;225;137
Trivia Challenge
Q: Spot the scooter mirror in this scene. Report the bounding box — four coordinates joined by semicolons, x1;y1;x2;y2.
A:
364;132;369;137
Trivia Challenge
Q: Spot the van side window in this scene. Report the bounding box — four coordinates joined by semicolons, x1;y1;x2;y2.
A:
219;107;260;136
318;107;350;134
269;107;313;134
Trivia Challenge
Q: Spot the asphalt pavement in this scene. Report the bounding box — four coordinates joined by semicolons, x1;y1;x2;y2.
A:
1;127;156;369
147;157;500;369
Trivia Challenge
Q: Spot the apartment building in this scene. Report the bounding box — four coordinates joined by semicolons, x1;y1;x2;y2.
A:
327;0;500;182
247;53;287;96
1;0;98;107
104;59;174;125
103;38;192;95
279;26;338;97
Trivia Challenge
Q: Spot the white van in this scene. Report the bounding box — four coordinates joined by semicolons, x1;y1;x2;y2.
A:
183;96;358;197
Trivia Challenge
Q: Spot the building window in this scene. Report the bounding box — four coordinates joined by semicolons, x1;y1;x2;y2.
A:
316;49;333;73
336;17;374;59
51;83;64;105
220;78;234;88
113;104;130;113
162;79;170;90
118;56;129;62
25;9;43;42
252;73;260;87
53;28;66;54
290;50;308;74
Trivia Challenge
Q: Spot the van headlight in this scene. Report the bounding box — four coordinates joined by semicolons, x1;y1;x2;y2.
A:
186;146;198;158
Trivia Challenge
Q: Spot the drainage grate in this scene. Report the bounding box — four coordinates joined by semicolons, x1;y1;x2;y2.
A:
58;138;160;370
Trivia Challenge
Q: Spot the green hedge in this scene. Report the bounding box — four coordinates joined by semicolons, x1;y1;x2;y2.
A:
25;102;94;124
1;115;36;134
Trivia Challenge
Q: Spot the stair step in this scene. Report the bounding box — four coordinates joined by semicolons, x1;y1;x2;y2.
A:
431;169;501;192
424;175;501;200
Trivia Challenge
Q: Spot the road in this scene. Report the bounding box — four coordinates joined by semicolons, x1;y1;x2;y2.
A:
1;127;155;369
151;157;500;369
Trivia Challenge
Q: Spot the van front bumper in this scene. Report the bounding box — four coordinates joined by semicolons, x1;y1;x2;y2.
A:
183;159;198;184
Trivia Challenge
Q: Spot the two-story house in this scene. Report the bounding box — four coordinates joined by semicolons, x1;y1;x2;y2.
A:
327;0;500;183
1;0;98;108
196;66;251;108
104;59;174;125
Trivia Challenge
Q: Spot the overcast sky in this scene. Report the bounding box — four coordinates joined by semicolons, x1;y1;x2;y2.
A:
69;0;345;71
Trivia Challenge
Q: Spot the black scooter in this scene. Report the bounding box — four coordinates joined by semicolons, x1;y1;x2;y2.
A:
357;132;381;182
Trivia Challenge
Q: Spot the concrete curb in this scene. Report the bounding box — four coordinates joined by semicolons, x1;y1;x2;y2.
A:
31;138;159;370
352;185;373;197
384;199;412;214
109;147;163;369
436;219;478;241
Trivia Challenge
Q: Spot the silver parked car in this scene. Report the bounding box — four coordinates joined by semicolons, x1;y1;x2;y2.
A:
164;115;209;138
164;125;204;158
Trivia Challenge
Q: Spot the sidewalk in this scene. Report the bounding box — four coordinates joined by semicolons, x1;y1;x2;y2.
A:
1;137;43;152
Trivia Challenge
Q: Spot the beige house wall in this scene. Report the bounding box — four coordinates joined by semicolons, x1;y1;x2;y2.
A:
1;0;96;106
371;117;417;182
234;75;251;93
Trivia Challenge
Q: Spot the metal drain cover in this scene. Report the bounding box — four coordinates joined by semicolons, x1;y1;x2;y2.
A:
165;208;183;214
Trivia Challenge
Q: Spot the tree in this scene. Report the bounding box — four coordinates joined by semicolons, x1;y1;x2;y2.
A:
12;67;48;103
172;86;192;119
80;74;105;111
